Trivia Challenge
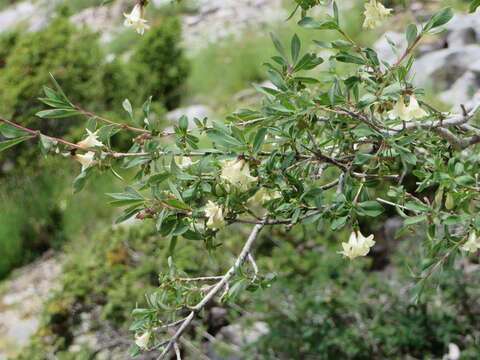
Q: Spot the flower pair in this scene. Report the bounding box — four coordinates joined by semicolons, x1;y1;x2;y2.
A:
388;95;428;121
75;129;104;172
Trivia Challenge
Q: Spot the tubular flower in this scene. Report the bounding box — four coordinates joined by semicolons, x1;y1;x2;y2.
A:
135;331;151;350
388;95;428;121
75;152;95;172
461;231;480;252
220;158;257;192
338;230;375;260
205;201;226;229
363;0;392;29
77;129;103;148
175;156;197;169
124;4;150;35
249;187;282;205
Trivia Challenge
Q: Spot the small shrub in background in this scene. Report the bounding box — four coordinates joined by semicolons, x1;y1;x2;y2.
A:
131;17;190;110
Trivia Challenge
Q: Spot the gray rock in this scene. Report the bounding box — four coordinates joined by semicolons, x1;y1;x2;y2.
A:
411;45;480;88
444;11;480;48
439;71;480;107
373;31;406;64
216;321;269;347
166;105;212;126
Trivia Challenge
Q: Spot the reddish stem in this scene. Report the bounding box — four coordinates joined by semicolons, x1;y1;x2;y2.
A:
74;107;151;134
0;117;90;150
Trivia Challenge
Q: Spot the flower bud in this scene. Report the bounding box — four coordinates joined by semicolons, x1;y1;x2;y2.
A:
445;193;454;210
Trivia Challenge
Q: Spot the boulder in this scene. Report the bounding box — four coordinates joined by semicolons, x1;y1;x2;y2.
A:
411;45;480;88
373;31;406;64
438;71;480;107
166;104;213;126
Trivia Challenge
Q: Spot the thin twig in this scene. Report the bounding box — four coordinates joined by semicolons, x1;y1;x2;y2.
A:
247;252;259;282
157;223;265;359
174;342;181;360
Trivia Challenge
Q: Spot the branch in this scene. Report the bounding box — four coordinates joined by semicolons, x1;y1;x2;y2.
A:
156;223;265;359
387;105;480;150
0;117;90;151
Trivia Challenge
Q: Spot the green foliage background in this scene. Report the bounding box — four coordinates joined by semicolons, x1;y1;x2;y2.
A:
0;13;189;278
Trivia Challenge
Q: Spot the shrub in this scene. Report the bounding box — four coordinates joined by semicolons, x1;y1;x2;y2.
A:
14;222;226;359
131;17;189;110
0;17;104;137
248;247;480;359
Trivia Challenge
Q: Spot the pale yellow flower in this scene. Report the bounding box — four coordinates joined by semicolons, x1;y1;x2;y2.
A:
135;331;150;350
363;0;392;29
461;231;480;252
175;156;197;169
205;201;226;229
388;95;428;121
74;152;95;172
77;129;103;148
338;230;375;260
124;4;150;35
249;187;282;205
220;158;257;192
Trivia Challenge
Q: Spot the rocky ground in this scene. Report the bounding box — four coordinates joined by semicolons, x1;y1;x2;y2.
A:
0;253;63;359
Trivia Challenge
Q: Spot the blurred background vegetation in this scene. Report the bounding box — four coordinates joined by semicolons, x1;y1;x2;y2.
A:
0;0;479;359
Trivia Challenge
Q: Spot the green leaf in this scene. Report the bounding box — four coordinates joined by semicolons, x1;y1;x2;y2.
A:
107;189;144;200
39;134;56;156
298;17;339;30
148;173;171;185
358;93;377;108
423;8;453;31
38;98;70;108
143;96;152;118
0;135;32;152
73;168;92;194
178;115;189;132
293;53;324;72
163;198;190;210
115;207;140;224
332;1;339;23
335;52;366;65
291;34;301;63
270;33;288;60
0;123;29;138
353;153;373;165
253;128;267;153
382;83;403;97
182;230;203;240
356;201;384;217
405;201;430;212
267;70;287;91
404;215;427;226
469;0;480;13
207;130;243;149
406;24;418;46
110;199;145;207
122;99;133;120
331;216;348;230
49;73;71;105
36;109;81;119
